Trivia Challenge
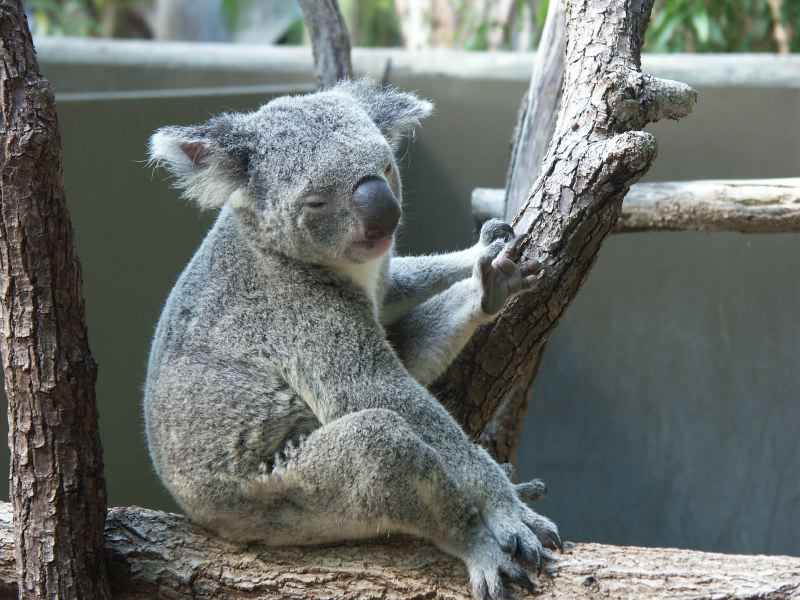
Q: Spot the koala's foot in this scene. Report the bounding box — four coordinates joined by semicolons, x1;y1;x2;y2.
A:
463;528;538;600
476;234;542;316
498;464;549;503
521;506;563;552
459;501;561;599
515;478;548;502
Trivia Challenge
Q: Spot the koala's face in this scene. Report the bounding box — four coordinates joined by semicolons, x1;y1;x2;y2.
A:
149;80;433;267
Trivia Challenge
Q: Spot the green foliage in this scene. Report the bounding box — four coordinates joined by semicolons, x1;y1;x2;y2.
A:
27;0;146;38
340;0;403;47
645;0;799;52
24;0;799;52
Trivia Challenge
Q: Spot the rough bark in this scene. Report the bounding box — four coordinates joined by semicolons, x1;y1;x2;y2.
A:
473;178;800;234
433;0;696;445
0;3;110;599
0;503;795;600
298;0;353;88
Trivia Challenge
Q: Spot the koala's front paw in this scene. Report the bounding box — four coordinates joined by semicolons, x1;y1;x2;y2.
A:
475;235;542;316
478;218;514;260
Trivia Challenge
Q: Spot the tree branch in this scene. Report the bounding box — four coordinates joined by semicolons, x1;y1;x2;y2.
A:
504;0;565;221
298;0;353;88
0;503;794;600
0;2;110;598
433;0;696;438
473;178;800;234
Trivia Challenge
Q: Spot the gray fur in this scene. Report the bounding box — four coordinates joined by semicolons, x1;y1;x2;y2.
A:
144;80;558;600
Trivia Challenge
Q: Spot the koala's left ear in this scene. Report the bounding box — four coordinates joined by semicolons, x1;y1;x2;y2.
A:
337;79;434;147
148;114;251;210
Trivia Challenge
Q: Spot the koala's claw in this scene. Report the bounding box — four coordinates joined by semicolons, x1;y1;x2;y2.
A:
521;507;562;552
515;478;547;502
502;563;537;593
548;530;564;552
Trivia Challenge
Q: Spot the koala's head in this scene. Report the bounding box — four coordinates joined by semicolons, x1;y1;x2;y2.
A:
149;79;433;266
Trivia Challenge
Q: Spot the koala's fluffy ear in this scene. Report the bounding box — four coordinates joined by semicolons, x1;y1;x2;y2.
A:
337;79;434;147
148;115;250;210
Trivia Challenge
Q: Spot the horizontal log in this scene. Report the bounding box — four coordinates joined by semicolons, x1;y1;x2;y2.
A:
473;178;800;233
0;503;798;599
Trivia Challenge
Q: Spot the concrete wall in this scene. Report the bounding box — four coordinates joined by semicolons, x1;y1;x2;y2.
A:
2;40;798;556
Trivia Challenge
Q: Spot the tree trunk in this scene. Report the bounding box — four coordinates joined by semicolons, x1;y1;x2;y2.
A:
298;0;353;88
432;0;696;455
478;0;566;465
0;503;792;600
0;3;110;599
473;178;800;234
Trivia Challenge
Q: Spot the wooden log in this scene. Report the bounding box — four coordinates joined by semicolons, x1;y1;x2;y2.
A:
0;503;796;600
472;178;800;234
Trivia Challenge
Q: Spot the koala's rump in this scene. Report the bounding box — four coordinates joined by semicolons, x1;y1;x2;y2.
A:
144;354;320;513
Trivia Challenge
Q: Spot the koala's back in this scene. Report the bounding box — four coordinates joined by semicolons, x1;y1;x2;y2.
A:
144;207;323;516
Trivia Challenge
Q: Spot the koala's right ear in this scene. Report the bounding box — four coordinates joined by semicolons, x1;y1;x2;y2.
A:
336;78;434;149
148;116;250;210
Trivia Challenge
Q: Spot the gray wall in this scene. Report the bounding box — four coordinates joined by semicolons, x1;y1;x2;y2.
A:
2;41;798;556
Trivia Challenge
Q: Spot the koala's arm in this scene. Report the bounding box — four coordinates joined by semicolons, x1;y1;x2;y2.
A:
381;220;514;325
387;235;542;385
387;278;487;385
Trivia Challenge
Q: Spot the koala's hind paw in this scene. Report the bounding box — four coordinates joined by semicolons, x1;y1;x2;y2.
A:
521;507;563;552
465;532;538;600
483;505;544;571
515;478;547;502
476;235;542;316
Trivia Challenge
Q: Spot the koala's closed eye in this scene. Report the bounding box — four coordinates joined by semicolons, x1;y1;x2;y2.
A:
303;195;331;211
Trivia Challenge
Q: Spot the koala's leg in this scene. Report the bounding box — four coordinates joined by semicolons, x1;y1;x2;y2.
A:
206;408;535;597
213;408;467;544
388;235;542;386
383;219;515;324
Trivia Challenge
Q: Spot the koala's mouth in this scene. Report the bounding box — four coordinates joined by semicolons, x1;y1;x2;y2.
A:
351;235;394;261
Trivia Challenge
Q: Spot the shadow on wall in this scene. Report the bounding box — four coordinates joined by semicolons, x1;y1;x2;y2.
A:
519;232;800;556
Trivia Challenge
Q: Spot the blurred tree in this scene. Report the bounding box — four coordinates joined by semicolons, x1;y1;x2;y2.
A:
154;0;229;41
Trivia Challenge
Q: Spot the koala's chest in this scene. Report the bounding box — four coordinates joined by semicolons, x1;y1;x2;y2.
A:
329;257;387;313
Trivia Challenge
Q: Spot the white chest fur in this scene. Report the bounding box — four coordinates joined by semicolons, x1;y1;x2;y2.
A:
332;256;386;310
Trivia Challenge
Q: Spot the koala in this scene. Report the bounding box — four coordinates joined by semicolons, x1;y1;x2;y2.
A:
144;79;560;600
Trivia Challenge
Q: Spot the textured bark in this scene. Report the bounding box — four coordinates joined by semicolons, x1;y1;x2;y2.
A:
0;503;795;600
473;178;800;234
298;0;353;88
504;0;565;221
0;3;110;599
433;0;696;443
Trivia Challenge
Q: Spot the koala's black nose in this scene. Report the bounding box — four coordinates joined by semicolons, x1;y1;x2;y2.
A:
353;176;402;241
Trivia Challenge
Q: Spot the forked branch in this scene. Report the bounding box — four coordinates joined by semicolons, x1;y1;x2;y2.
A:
434;0;697;437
